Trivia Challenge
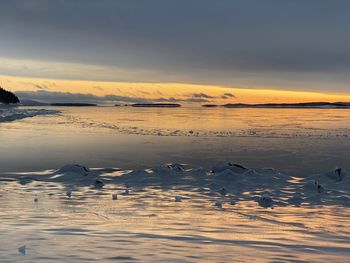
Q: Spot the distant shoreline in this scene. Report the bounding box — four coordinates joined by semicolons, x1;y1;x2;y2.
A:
50;103;97;107
13;100;350;108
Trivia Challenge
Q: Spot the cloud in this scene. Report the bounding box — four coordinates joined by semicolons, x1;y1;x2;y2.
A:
34;84;48;90
153;97;209;103
190;92;235;100
17;90;148;104
0;1;350;92
223;93;235;98
16;90;210;104
221;92;236;99
192;93;214;99
92;86;103;91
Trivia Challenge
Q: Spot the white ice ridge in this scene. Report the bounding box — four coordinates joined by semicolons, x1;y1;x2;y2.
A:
11;163;350;209
0;107;60;123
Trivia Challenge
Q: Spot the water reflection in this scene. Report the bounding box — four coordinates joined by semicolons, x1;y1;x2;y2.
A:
0;106;349;175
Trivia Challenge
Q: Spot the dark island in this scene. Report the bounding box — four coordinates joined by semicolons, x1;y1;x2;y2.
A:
223;102;350;108
131;103;181;108
0;86;20;104
50;103;97;107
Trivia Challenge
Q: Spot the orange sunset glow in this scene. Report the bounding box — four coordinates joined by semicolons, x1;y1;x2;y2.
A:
1;74;350;105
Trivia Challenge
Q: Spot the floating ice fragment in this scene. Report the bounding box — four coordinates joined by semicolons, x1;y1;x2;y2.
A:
18;245;26;255
219;188;227;196
215;200;223;208
175;195;182;202
94;179;104;188
316;183;325;193
230;199;236;205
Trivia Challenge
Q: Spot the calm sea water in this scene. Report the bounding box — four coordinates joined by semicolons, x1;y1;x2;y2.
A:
1;106;349;175
0;106;349;262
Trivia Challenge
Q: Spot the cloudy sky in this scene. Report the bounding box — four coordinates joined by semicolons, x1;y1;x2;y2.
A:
0;0;350;103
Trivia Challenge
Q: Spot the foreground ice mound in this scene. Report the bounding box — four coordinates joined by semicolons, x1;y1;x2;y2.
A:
214;168;247;180
288;192;303;206
188;167;207;176
10;162;349;208
211;161;247;174
50;164;101;186
56;164;90;175
303;180;325;194
301;168;347;197
152;163;185;175
324;168;346;182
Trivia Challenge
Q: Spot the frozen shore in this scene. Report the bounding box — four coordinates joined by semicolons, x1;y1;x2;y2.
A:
0;162;349;262
0;106;60;123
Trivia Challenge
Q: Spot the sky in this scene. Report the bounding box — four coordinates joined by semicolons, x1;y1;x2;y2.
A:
0;0;350;104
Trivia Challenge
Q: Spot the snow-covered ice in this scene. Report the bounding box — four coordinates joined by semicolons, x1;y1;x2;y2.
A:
0;107;59;123
0;162;349;262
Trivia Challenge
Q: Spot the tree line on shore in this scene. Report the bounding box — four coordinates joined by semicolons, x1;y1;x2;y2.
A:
0;86;20;104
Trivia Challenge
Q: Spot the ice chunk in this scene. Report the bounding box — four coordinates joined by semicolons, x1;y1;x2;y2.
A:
219;188;227;196
258;194;273;208
18;245;26;255
66;191;72;199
